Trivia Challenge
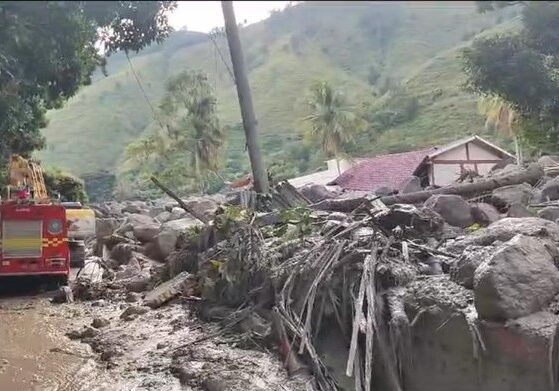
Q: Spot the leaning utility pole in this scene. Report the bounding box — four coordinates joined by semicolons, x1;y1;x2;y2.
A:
221;1;270;193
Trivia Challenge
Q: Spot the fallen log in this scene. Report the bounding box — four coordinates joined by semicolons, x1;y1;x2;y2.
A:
381;163;543;205
150;176;210;224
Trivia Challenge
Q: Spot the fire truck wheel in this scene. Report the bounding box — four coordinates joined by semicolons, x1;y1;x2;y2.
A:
69;242;86;268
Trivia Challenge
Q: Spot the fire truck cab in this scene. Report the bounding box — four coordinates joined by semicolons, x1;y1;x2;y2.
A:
0;201;70;282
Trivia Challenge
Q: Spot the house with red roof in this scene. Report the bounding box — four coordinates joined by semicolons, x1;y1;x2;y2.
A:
328;135;515;193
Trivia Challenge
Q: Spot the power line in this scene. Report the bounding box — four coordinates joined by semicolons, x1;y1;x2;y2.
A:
125;52;167;132
208;34;235;83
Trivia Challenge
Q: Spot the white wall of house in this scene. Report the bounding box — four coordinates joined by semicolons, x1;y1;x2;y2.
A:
430;141;504;186
288;158;354;188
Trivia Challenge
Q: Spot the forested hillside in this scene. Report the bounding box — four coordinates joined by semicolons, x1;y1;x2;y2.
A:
38;1;521;198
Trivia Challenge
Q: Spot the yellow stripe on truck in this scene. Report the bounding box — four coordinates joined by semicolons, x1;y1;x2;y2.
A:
66;209;95;219
2;238;43;249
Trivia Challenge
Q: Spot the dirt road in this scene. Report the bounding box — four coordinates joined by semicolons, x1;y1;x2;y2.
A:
0;278;306;391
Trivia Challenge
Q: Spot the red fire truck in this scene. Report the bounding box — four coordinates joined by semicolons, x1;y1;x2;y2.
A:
0;155;71;283
0;202;70;282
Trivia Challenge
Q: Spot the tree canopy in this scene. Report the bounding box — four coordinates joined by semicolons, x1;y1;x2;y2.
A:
0;1;176;159
463;1;559;152
124;70;226;194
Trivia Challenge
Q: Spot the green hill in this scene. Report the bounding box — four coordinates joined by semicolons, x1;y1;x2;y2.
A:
38;1;521;198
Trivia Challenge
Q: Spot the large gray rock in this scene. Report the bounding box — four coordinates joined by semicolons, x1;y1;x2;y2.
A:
450;245;494;289
182;197;219;221
474;235;559;320
95;218;121;239
133;223;161;243
155;211;172;223
506;203;533;218
491;183;532;208
541;176;559;201
445;217;559;256
155;218;203;259
169;207;187;221
424;194;474;228
538;206;559;222
398;176;422;194
471;203;500;225
375;204;445;238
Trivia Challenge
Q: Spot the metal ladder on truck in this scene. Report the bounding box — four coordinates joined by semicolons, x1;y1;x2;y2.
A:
27;160;48;200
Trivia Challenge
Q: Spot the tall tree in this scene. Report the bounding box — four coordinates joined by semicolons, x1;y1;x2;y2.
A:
304;81;358;174
0;1;176;160
463;1;559;153
125;70;226;194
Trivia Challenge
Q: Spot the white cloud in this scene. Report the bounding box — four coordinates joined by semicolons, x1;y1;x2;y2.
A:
168;1;293;33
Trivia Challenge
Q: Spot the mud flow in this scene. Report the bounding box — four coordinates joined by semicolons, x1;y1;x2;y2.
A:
0;278;130;391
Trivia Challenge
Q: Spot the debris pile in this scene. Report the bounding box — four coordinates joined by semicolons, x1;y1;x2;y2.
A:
67;161;559;390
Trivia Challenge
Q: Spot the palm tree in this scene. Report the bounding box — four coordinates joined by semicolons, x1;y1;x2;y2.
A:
478;95;522;164
161;71;226;191
304;81;357;174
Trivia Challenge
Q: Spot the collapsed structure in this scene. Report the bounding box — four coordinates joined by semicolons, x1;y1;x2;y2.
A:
68;155;559;390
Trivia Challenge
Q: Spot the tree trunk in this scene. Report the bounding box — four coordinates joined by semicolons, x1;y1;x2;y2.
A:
312;163;544;211
381;162;543;205
221;1;269;194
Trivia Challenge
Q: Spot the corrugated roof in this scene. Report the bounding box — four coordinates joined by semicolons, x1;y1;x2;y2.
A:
329;148;436;191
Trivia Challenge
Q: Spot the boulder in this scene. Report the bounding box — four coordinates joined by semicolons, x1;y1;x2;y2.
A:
542;176;559;201
148;207;165;218
491;183;532;208
375;204;445;238
133;223;161;243
471;203;500;225
156;218;203;259
124;274;152;293
110;243;140;265
450;245;494;289
507;203;533;218
424;194;474;228
398;176;422;194
446;217;559;253
169;207;187;221
182;197;219;222
299;184;336;203
538;206;559;222
121;203;143;214
155;211;172;223
95;218;121;239
474;235;559;320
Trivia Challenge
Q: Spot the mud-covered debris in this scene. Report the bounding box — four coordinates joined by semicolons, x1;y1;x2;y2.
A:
120;305;150;321
91;317;110;329
125;292;142;302
144;271;196;309
52;286;74;303
67;326;99;340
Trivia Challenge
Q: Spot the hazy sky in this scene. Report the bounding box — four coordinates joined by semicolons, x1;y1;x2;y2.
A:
168;1;293;33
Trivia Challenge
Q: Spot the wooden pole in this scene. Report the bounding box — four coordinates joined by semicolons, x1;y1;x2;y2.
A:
221;1;269;194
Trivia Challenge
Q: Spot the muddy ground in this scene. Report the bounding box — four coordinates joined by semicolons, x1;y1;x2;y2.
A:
0;276;307;391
